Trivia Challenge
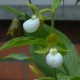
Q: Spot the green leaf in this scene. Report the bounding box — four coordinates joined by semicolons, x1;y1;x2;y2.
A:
29;64;41;78
39;77;54;80
57;75;72;80
57;47;69;56
58;75;80;80
30;24;79;77
52;0;61;12
78;59;80;74
54;29;79;76
34;47;50;54
45;33;59;47
1;6;25;17
40;16;50;20
30;46;53;77
0;53;33;61
0;37;46;51
70;76;80;80
44;24;79;76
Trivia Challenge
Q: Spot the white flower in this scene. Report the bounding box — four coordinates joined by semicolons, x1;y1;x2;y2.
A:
23;15;40;33
46;48;63;68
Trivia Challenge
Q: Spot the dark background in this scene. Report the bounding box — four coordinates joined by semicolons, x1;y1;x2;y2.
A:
0;20;80;43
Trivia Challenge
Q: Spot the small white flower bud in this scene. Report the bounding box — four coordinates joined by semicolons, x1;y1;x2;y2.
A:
23;15;40;33
46;48;63;68
31;15;37;20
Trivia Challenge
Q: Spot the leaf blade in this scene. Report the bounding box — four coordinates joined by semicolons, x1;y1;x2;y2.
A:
34;47;50;54
0;37;46;51
0;53;33;61
52;0;61;12
1;6;24;17
29;64;41;78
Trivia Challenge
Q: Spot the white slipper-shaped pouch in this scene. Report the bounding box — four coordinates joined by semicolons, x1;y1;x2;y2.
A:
46;48;63;68
23;15;40;33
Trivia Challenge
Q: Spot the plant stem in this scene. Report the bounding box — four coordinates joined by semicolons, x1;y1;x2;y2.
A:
29;0;32;4
51;12;54;34
28;0;35;14
39;8;51;14
53;68;57;80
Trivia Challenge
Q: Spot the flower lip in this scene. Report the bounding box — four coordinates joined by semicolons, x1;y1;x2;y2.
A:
46;48;63;68
23;15;40;33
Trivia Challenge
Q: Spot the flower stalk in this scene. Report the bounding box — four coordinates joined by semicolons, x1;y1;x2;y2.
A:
51;12;54;33
28;0;35;14
39;8;51;14
53;68;57;80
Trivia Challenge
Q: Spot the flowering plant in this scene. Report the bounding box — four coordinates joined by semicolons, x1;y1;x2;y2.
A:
0;0;80;80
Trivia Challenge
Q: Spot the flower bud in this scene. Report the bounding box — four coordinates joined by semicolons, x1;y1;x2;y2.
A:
23;15;40;33
46;48;63;68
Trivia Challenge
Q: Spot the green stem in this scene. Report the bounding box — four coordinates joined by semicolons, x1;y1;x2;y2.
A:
29;0;35;14
29;0;32;4
53;68;57;80
51;12;54;34
39;8;51;14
